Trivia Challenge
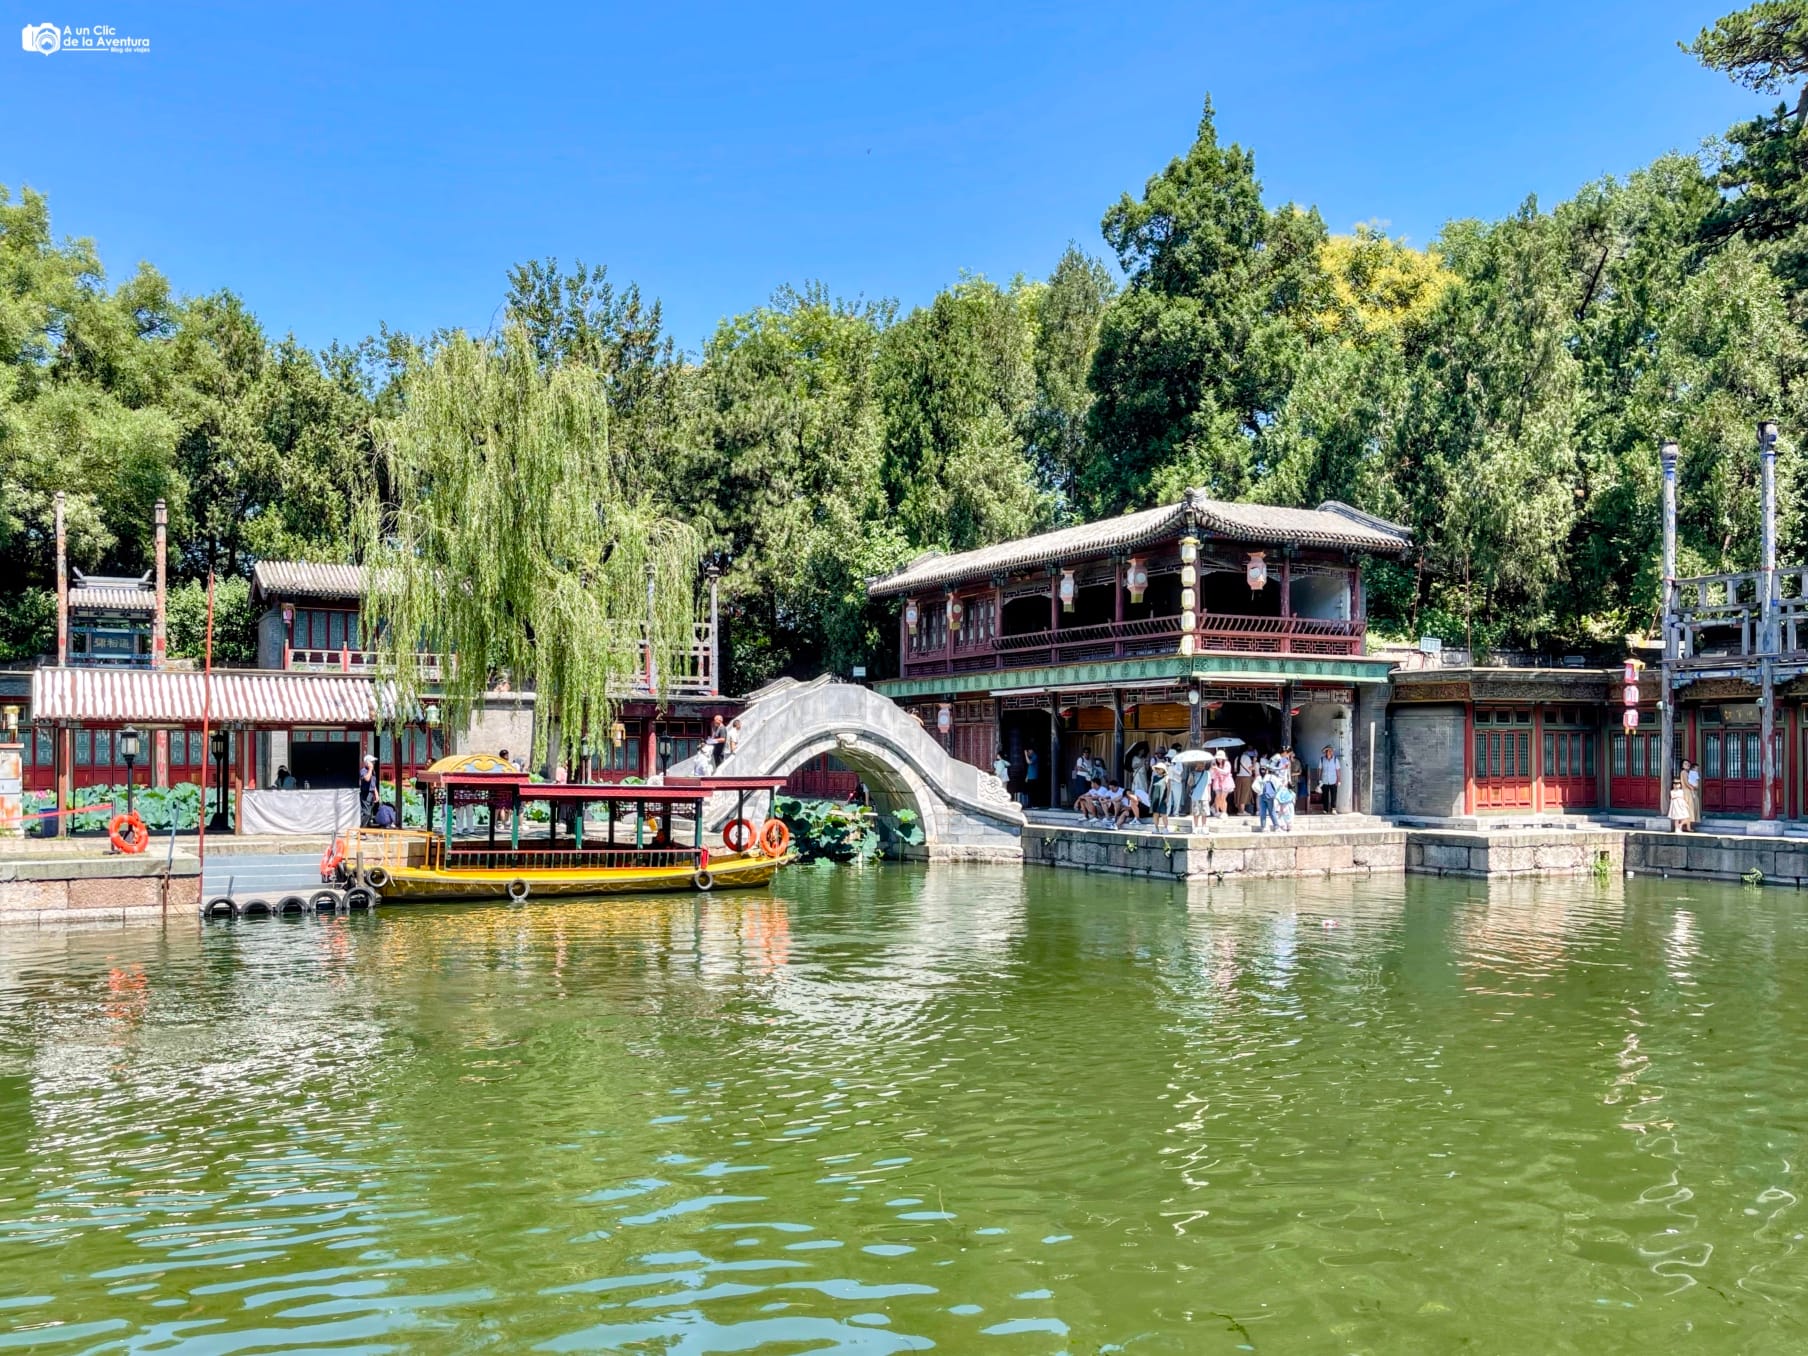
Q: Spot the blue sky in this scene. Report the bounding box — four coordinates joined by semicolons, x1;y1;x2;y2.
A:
1;0;1764;356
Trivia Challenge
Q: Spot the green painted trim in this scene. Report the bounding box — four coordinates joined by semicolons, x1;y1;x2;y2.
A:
874;652;1393;700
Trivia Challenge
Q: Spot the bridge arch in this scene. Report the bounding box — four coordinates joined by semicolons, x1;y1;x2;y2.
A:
698;677;1024;861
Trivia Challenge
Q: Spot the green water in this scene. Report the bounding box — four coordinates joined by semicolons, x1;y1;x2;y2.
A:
1;868;1806;1353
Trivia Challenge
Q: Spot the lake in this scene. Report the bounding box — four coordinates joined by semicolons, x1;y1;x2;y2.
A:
0;865;1803;1352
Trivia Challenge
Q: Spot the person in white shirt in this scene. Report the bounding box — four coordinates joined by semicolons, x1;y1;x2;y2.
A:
1319;745;1341;814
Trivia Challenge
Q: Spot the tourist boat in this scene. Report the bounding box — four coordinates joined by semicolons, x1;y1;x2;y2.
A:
325;753;794;903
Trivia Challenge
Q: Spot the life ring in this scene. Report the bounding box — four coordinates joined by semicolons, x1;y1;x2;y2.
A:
109;811;148;855
722;818;756;853
366;866;391;890
693;870;714;891
320;836;346;881
759;818;791;859
507;878;530;903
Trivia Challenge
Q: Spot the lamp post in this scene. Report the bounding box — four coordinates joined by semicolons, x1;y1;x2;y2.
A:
208;728;230;831
424;703;439;766
658;736;672;775
119;725;141;817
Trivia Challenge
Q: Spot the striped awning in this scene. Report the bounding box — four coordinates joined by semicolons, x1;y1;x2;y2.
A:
30;666;410;726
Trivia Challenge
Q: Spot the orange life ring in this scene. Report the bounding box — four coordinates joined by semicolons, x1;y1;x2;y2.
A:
109;811;148;855
319;836;346;880
722;818;756;853
759;818;791;859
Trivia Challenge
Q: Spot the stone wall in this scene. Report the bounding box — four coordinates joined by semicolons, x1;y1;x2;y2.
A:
1626;831;1808;886
1025;825;1406;881
1406;830;1623;878
0;857;200;922
1389;704;1466;818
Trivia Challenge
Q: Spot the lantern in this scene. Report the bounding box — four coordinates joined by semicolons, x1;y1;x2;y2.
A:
1180;562;1197;590
1622;659;1639;685
1179;535;1198;565
937;703;953;734
1126;557;1148;604
1059;569;1076;612
1623;684;1640;708
905;599;920;637
947;592;964;630
1246;551;1268;591
610;719;626;748
1187;688;1201;706
1181;588;1196;613
1622;708;1640;732
1180;633;1196;657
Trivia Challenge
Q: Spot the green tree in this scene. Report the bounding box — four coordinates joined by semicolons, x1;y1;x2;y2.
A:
877;276;1046;549
1083;99;1327;513
358;325;703;765
1025;244;1115;513
673;284;899;691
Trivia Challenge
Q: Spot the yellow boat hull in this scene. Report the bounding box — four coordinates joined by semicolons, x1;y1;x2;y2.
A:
370;850;789;903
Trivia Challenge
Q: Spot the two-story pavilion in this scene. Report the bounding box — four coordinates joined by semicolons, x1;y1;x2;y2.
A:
249;560;733;784
866;490;1412;811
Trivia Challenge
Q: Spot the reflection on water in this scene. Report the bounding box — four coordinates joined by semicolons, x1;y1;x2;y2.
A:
1;868;1807;1351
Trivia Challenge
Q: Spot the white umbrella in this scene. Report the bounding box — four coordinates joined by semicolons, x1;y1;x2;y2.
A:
1202;736;1246;750
1171;749;1213;766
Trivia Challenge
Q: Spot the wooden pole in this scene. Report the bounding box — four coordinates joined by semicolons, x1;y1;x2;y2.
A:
197;572;215;871
1659;440;1679;803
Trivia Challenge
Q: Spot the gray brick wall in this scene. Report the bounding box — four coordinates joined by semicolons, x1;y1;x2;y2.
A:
1388;704;1466;817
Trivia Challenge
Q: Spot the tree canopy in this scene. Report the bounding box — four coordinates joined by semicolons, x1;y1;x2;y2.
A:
2;0;1804;674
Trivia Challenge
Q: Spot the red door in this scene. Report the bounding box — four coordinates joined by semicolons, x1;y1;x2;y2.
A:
1609;729;1661;810
1541;726;1597;809
1701;727;1782;816
1473;709;1534;811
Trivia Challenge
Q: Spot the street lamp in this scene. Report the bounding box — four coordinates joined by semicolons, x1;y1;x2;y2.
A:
424;703;439;765
658;736;672;774
208;728;230;830
119;725;141;817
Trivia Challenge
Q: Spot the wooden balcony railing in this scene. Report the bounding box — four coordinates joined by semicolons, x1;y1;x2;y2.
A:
900;613;1366;679
287;645;445;679
1673;568;1808;660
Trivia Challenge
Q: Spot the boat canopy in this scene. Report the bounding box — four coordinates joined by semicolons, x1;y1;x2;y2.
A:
414;754;785;803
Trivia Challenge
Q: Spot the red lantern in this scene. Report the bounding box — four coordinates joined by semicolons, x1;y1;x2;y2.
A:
1246;551;1268;590
1622;683;1640;707
1126;557;1148;604
947;593;964;630
1622;708;1640;732
904;599;919;636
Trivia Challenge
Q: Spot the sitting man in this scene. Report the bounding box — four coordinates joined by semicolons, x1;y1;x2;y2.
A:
1076;778;1107;822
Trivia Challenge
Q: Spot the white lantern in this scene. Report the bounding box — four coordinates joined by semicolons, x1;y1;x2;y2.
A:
947;593;964;630
1622;707;1639;732
1246;551;1268;590
1623;683;1640;707
905;599;919;636
1181;609;1197;632
1179;535;1198;565
1179;633;1196;657
1181;588;1196;613
1126;557;1148;604
1059;569;1076;613
937;703;952;734
1180;563;1197;589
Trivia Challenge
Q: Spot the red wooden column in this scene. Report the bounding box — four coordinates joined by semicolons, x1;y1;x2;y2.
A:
1113;560;1125;658
1462;703;1476;816
943;595;955;670
1531;706;1546;813
1280;557;1293;653
55;726;73;838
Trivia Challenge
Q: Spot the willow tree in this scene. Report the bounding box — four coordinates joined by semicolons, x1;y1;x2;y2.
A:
357;325;703;769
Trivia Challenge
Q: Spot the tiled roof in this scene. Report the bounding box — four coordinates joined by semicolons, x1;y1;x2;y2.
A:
251;561;367;602
31;666;409;725
867;491;1411;598
68;586;156;612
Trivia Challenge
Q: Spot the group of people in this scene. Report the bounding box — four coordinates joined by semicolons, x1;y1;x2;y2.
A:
1667;758;1704;832
704;715;744;769
1066;741;1343;834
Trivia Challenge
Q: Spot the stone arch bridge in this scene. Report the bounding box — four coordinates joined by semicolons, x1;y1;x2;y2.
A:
690;677;1024;861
